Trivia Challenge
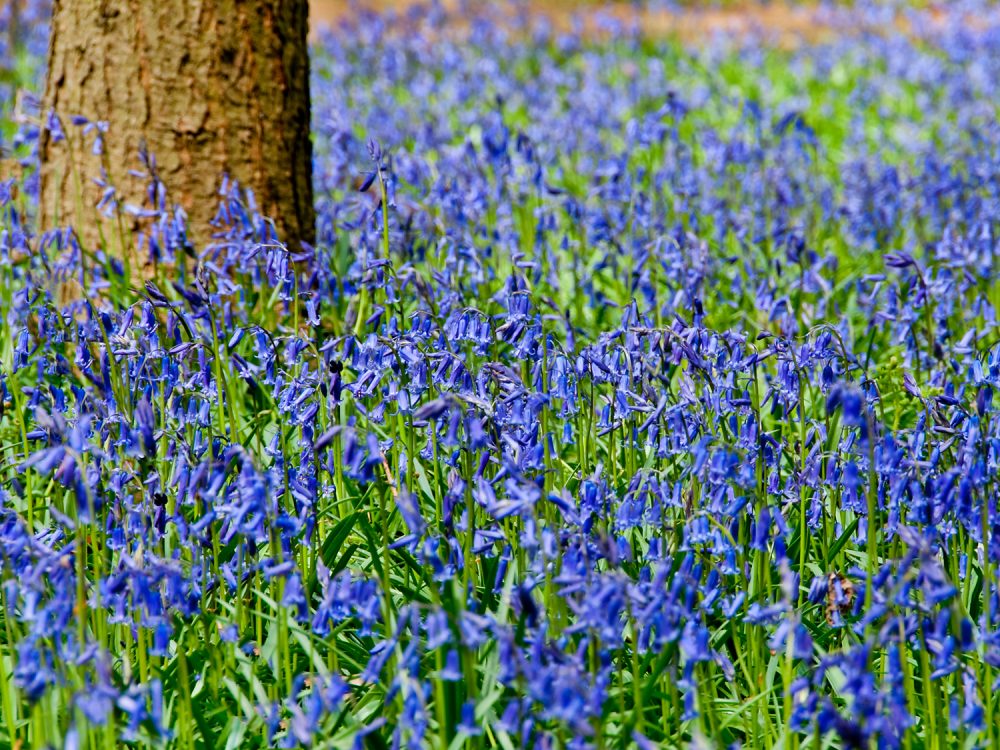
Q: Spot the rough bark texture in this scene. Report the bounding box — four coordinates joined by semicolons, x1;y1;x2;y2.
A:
40;0;315;254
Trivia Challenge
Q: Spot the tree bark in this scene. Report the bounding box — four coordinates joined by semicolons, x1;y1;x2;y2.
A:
7;1;20;59
39;0;315;257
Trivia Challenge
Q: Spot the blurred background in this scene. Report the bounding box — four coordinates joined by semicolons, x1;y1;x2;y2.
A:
1;0;967;48
306;0;956;39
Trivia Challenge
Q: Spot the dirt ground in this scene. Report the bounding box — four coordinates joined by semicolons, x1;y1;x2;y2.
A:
310;1;821;40
308;1;957;45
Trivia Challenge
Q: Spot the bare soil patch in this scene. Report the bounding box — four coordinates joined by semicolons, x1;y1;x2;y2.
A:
308;1;965;45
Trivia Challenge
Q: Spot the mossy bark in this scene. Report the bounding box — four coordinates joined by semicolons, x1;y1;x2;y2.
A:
40;0;314;257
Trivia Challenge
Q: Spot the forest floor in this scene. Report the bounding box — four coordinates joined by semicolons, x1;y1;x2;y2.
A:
308;1;960;46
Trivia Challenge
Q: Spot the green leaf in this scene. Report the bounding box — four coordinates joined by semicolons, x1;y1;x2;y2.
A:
320;512;360;568
826;516;861;566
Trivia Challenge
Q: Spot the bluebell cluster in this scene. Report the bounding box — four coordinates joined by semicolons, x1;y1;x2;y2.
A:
4;2;1000;748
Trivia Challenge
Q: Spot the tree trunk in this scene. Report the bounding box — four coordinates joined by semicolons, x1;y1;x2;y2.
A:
39;0;315;259
7;1;20;59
